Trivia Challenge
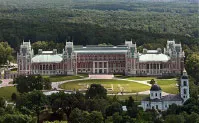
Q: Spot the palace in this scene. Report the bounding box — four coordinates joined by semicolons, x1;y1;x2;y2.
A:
17;40;184;76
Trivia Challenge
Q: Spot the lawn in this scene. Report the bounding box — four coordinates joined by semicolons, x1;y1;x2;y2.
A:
59;79;150;94
156;79;178;94
114;75;156;81
43;75;85;82
0;86;18;101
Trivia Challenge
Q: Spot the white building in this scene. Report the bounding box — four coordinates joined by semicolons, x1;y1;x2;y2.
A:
141;69;190;111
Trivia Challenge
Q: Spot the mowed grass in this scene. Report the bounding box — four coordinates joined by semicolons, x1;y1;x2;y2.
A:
156;79;178;94
43;75;84;82
0;86;18;101
60;79;150;94
114;75;156;81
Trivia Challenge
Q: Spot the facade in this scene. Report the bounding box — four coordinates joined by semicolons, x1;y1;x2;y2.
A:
141;70;190;111
17;40;184;76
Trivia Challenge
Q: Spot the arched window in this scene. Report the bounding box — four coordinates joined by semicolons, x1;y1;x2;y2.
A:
184;89;187;94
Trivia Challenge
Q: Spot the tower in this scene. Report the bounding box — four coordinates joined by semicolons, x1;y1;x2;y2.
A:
63;41;76;75
17;41;34;75
180;69;190;103
164;40;185;75
125;40;138;76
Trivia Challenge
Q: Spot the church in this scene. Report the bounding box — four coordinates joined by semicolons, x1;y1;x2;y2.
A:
17;40;184;76
140;69;190;111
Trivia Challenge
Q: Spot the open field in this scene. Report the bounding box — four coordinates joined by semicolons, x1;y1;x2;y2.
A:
60;79;150;94
0;87;18;101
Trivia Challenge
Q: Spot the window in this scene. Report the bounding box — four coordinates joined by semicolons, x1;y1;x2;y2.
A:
151;93;153;97
183;81;187;86
160;93;161;97
155;93;157;96
156;105;158;109
184;89;187;94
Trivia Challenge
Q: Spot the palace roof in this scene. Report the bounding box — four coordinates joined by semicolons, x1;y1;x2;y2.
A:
32;54;63;63
139;53;170;62
73;46;128;54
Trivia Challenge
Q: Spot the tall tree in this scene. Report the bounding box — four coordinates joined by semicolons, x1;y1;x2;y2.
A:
16;90;48;123
85;84;107;99
0;42;13;65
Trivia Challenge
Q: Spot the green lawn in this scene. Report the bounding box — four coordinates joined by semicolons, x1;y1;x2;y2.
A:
43;75;84;82
0;86;18;100
127;77;156;81
114;75;156;81
60;79;150;94
156;79;178;94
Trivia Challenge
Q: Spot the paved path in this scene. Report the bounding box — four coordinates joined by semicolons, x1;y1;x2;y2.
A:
0;79;14;88
51;77;171;96
51;78;90;89
107;90;170;96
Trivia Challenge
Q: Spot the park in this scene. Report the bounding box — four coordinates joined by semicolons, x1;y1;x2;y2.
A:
0;74;179;102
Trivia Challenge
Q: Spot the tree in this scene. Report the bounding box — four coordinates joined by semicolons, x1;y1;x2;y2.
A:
11;93;17;102
43;78;52;90
69;108;85;123
105;102;122;116
88;111;104;123
14;75;51;93
164;114;185;123
149;79;156;85
0;97;5;108
16;90;48;123
0;42;13;65
186;53;199;83
49;92;85;120
0;114;36;123
85;84;107;99
112;112;122;123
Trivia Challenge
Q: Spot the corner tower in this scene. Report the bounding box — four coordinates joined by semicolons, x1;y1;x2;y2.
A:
125;40;138;76
63;41;76;75
180;69;190;103
17;41;34;75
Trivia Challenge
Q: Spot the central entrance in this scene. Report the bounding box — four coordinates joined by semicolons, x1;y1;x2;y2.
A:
93;61;108;74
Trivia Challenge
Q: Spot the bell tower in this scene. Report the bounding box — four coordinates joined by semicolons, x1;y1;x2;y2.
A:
180;69;190;103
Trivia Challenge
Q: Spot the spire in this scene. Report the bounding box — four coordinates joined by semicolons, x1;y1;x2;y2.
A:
183;69;187;76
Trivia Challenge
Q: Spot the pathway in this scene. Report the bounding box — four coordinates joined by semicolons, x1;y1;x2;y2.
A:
0;79;14;88
51;77;171;96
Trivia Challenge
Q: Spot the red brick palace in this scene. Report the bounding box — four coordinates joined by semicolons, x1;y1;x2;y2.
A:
17;40;184;76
